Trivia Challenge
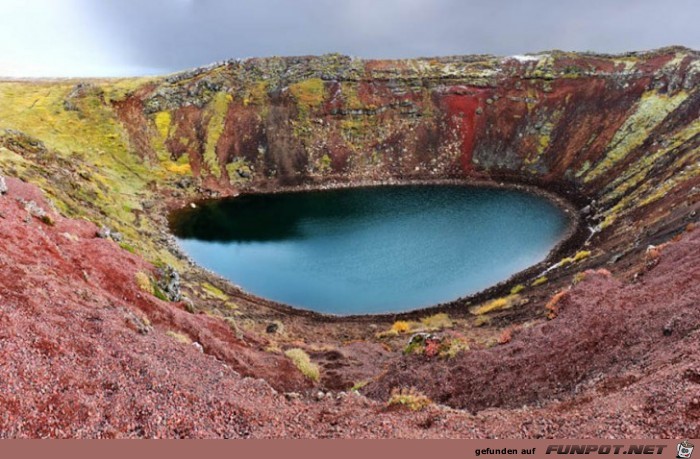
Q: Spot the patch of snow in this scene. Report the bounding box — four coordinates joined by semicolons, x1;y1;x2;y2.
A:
508;55;541;63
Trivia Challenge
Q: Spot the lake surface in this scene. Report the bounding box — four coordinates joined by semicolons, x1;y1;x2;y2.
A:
170;185;568;314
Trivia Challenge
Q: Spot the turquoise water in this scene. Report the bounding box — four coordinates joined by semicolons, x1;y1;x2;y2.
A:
170;185;568;314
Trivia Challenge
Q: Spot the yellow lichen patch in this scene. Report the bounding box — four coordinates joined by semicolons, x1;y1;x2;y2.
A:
388;388;432;411
440;338;470;359
318;154;332;173
559;250;592;267
154;111;171;140
101;76;161;103
340;82;363;110
201;282;228;301
166;330;193;345
638;157;700;207
472;294;519;315
225;157;253;185
166;162;191;175
598;144;699;229
602;117;700;205
351;380;369;392
134;271;153;295
391;321;412;333
289;78;325;109
284;348;320;381
420;313;453;331
204;91;233;179
243;81;269;107
584;90;689;182
531;276;548;286
473;315;491;327
526;120;556;164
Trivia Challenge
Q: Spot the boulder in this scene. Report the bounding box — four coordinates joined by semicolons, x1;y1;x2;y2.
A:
156;265;182;302
97;226;111;239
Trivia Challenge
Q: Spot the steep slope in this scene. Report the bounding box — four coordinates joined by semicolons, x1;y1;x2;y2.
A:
0;176;698;437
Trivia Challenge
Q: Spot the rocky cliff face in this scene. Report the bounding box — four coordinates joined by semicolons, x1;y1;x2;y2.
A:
124;47;699;251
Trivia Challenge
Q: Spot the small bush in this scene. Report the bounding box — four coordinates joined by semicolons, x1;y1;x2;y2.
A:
153;286;168;302
545;289;570;319
439;338;470;359
202;282;228;301
498;325;522;345
473;315;491;327
388;387;431;411
404;339;424;355
498;328;513;345
351;380;368;392
375;329;399;339
391;321;411;334
420;313;452;330
223;317;243;338
134;271;153;294
559;250;592;268
510;284;525;294
473;295;518;315
166;330;192;345
572;272;587;285
531;276;548;286
285;348;320;381
166;163;191;175
119;242;136;253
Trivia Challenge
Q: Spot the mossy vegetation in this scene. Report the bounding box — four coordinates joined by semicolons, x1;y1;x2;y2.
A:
225;157;253;185
135;271;154;295
472;294;520;315
391;321;411;333
559;250;592;268
166;330;193;345
289;78;325;110
201;282;228;301
242;81;269;107
350;380;369;392
154;111;172;139
284;348;320;381
584;90;689;182
531;276;548;286
387;388;431;411
0;81;182;269
203;91;233;179
420;313;453;330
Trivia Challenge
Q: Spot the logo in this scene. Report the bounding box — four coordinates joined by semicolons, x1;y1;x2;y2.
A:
677;441;694;459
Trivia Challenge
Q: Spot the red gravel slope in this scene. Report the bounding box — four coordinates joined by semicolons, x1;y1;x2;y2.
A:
1;176;699;438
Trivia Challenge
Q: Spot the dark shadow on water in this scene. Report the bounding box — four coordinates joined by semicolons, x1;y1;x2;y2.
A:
170;185;458;243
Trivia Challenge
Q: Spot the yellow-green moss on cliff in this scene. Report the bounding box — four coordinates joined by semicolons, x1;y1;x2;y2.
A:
203;91;233;179
583;90;689;182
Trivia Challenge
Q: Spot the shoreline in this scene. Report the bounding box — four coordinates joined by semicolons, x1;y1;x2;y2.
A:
160;176;587;322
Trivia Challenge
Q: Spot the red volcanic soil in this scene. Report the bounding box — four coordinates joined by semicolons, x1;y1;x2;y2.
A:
1;177;699;438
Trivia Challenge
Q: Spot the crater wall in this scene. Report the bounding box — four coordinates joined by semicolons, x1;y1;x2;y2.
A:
125;48;700;252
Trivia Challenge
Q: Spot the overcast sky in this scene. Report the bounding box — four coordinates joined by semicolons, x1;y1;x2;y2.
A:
1;0;699;77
